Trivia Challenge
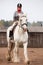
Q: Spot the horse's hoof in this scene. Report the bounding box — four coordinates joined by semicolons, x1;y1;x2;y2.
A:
27;61;30;64
25;60;30;65
12;58;20;63
7;57;11;61
6;55;11;61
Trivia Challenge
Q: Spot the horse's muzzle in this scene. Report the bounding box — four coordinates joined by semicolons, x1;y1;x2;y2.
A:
23;28;28;32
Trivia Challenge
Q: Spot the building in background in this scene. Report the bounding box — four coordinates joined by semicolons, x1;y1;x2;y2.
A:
0;26;43;47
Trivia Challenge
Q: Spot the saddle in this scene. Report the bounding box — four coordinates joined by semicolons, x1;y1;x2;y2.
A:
9;23;17;39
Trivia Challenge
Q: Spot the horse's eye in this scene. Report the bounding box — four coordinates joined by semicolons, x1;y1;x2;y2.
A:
26;19;27;21
20;19;22;22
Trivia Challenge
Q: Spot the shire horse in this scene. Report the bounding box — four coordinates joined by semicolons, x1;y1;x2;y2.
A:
7;14;30;64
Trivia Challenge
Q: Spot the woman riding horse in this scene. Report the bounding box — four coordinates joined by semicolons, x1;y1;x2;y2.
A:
8;3;24;60
7;4;28;64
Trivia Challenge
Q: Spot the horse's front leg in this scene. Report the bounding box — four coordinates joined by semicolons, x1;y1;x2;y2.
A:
23;42;30;64
6;41;12;61
12;41;20;62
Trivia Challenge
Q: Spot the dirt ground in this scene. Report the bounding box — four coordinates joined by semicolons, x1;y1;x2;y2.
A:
0;48;43;65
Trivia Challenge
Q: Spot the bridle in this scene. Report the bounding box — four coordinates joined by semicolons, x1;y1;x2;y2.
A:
21;23;27;27
19;23;27;30
18;15;27;30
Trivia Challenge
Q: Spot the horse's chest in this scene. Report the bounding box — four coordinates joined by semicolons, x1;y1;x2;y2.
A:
18;33;28;43
14;27;28;42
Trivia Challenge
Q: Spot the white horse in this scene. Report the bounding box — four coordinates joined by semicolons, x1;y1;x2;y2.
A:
7;14;30;64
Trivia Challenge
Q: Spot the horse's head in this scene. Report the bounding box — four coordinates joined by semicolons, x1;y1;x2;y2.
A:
18;14;28;32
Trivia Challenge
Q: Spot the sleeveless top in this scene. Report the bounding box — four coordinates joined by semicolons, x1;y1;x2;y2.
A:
13;11;23;21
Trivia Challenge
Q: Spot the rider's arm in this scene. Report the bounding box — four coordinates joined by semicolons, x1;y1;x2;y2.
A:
13;11;18;21
10;21;18;31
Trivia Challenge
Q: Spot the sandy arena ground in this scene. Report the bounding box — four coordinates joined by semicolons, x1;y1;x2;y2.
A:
0;48;43;65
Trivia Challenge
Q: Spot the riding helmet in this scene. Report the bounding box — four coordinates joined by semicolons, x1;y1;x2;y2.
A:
17;3;22;8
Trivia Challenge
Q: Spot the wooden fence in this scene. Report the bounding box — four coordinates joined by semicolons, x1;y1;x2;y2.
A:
0;31;43;47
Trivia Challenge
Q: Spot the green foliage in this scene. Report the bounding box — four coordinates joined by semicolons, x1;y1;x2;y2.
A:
27;22;31;27
0;19;43;29
32;21;43;26
0;20;13;29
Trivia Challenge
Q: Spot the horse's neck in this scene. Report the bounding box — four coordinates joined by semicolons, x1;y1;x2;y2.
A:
17;26;24;35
